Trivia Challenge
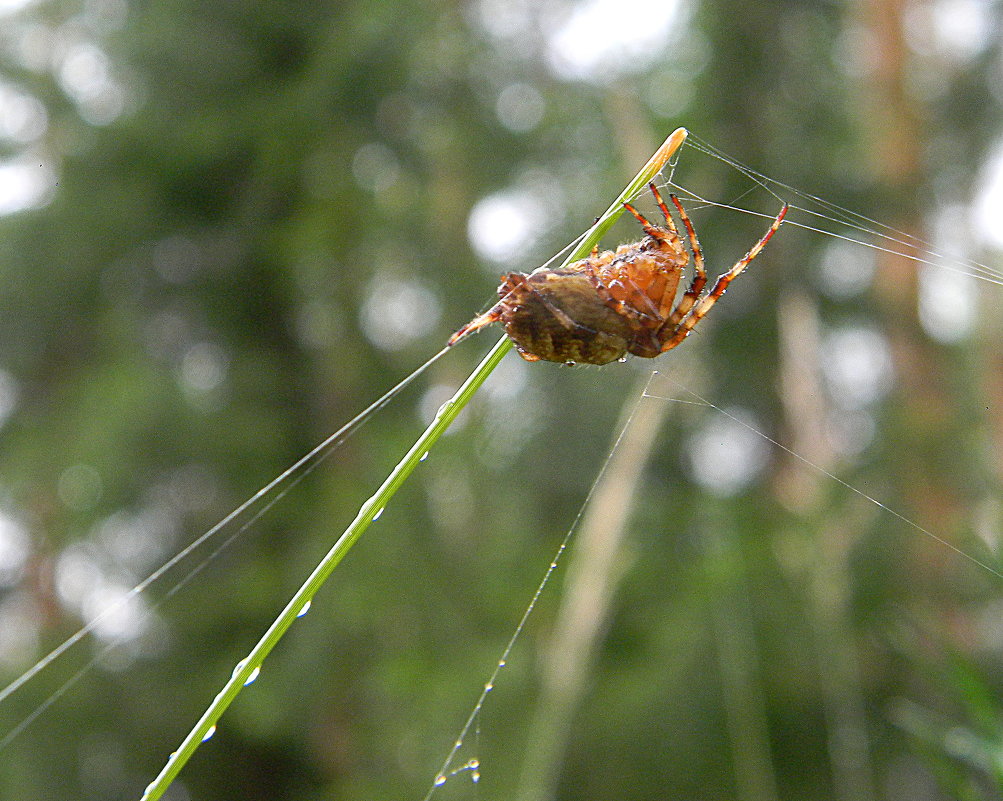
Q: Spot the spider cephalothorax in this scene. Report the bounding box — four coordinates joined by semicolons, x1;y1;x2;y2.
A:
449;183;787;365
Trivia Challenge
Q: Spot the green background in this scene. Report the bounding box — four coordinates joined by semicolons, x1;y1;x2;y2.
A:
1;0;1002;799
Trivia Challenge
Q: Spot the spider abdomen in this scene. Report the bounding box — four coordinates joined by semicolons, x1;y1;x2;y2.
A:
498;270;635;365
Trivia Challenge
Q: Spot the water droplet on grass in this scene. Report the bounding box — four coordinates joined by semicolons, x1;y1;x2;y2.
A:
202;724;217;742
419;451;429;462
297;600;312;617
373;507;384;521
244;666;261;686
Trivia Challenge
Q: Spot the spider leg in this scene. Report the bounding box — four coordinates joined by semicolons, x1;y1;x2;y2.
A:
623;200;685;251
659;203;788;352
661;194;707;325
590;272;661;323
646;182;684;241
447;302;504;345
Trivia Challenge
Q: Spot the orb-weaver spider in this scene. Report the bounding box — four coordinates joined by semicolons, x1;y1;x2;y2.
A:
449;183;788;366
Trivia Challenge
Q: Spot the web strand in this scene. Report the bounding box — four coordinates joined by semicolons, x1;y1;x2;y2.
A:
0;346;451;714
422;372;660;799
645;373;1003;582
679;133;1003;286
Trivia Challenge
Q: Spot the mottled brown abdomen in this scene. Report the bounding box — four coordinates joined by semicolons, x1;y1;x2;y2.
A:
498;270;634;365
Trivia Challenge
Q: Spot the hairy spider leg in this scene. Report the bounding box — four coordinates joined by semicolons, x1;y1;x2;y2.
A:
660;193;707;326
622;200;684;252
447;302;504;346
640;183;686;319
588;271;662;326
447;273;533;345
659;203;789;352
617;197;687;324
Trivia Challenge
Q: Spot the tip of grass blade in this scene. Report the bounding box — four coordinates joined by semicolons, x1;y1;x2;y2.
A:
648;128;688;179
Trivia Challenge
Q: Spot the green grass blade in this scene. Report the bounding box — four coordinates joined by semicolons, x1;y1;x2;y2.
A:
138;126;688;801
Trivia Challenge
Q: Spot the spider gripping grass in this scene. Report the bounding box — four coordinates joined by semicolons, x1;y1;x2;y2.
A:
138;127;689;801
449;182;787;365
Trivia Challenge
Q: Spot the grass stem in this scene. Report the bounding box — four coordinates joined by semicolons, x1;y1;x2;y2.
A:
138;126;688;801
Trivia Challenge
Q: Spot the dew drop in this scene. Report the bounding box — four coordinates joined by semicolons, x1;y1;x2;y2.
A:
617;356;627;363
231;658;248;679
498;659;506;667
484;681;493;691
202;724;217;742
434;775;447;787
563;360;576;367
373;507;384;521
297;600;312;617
419;451;429;462
472;771;481;783
244;666;261;686
468;759;479;769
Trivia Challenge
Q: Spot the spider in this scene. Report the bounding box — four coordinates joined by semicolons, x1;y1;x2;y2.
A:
448;183;788;365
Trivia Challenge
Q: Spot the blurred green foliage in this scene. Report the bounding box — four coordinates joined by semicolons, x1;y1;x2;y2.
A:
1;0;1003;799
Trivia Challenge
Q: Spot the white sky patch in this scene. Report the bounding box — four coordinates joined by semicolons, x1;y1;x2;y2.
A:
81;582;150;643
918;203;979;344
0;156;56;215
816;237;876;300
0;510;30;587
919;264;977;343
361;274;441;351
496;82;545;133
0;81;47;144
974;140;1003;251
820;326;893;410
474;0;535;40
180;341;229;394
904;0;993;62
687;407;769;497
546;0;684;82
0;0;35;15
467;188;547;264
56;40;125;125
54;542;151;644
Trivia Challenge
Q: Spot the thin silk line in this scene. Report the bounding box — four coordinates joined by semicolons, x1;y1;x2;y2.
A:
422;372;661;800
645;374;1003;582
0;347;450;709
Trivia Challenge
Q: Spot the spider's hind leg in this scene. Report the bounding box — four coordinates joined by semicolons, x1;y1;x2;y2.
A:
659;203;789;352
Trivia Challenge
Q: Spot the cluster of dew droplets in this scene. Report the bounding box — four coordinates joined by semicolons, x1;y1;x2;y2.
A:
433;757;482;787
427;656;508;796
